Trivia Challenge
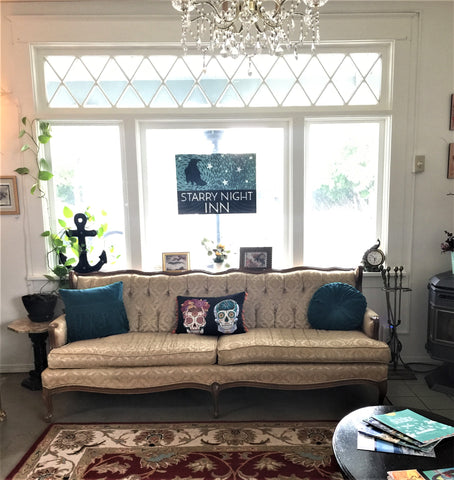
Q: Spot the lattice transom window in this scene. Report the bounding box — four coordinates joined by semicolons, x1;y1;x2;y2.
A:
38;47;386;109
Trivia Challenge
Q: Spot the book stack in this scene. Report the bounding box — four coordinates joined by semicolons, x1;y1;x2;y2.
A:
357;408;454;458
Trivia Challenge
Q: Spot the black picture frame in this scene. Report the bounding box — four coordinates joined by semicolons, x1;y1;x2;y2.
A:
239;247;272;270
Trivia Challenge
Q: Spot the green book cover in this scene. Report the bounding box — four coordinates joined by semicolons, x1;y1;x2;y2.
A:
373;409;454;445
422;467;454;480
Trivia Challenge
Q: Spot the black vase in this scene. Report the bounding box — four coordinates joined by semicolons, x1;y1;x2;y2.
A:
21;293;57;323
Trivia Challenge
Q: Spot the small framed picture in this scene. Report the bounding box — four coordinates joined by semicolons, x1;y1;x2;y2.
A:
0;176;20;215
162;252;190;271
450;94;454;130
448;144;454;179
239;247;272;270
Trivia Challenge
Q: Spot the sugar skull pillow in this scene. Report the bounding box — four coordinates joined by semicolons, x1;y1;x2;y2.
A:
175;292;247;335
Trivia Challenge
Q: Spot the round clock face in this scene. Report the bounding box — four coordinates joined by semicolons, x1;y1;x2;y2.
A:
366;249;384;266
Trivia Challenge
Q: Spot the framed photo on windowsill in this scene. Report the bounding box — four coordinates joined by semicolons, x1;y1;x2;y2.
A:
162;252;190;271
239;247;272;270
0;176;20;215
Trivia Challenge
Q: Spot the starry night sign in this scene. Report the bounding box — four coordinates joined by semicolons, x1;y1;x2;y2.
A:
176;153;256;215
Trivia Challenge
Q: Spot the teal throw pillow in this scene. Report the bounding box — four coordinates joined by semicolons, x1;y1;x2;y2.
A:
307;282;367;330
60;281;129;342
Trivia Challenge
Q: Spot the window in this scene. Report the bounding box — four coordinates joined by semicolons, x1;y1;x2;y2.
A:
140;123;287;269
303;119;388;267
47;123;127;270
35;45;389;110
32;41;396;272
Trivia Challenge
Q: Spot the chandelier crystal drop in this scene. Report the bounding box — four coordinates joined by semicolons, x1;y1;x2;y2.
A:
171;0;329;59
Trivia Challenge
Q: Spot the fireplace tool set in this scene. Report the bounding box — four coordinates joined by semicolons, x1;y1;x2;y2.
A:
380;266;412;372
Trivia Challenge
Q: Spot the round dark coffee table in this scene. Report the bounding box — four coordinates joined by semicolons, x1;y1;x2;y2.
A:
332;405;454;480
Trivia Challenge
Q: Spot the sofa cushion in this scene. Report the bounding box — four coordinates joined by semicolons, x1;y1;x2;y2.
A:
307;282;367;330
59;281;129;342
48;332;218;368
217;328;391;365
175;292;247;335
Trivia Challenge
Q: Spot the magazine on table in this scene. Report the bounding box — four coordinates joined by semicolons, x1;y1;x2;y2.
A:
422;467;454;480
357;432;436;457
358;423;437;452
387;469;426;480
372;409;454;446
362;417;441;451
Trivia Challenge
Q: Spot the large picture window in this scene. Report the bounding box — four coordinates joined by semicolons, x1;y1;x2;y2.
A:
32;40;397;272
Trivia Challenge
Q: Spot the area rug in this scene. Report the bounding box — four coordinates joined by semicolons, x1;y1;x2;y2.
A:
6;421;344;480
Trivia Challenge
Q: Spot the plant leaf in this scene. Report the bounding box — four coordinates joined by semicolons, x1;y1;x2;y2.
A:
15;167;29;175
18;129;26;138
58;218;67;228
39;158;51;170
30;184;37;194
21;145;30;152
21;117;27;126
63;206;73;218
38;134;51;144
41;231;51;237
38;170;53;181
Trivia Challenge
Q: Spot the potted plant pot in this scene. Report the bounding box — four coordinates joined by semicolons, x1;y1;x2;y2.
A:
21;293;57;323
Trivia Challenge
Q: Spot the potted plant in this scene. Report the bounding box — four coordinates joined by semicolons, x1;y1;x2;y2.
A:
201;238;230;269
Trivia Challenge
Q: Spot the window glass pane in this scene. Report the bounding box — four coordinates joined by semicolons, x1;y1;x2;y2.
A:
48;124;126;270
41;48;383;109
142;125;286;270
304;121;382;268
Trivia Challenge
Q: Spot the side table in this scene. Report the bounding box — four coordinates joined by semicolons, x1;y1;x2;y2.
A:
7;318;51;391
332;405;454;480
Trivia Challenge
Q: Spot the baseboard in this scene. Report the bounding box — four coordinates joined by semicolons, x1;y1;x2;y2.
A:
0;364;33;374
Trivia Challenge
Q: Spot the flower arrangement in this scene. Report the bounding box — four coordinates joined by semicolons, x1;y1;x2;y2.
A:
441;230;454;253
202;238;230;267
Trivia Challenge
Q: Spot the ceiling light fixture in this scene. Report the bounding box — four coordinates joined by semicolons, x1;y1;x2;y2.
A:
171;0;329;59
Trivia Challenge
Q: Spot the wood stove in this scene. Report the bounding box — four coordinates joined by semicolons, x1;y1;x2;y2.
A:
425;271;454;393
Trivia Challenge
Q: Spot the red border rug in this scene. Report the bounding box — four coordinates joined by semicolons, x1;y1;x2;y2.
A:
6;421;344;480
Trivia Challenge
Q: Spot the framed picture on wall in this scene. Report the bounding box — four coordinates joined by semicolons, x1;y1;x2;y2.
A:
450;94;454;130
448;144;454;179
239;247;272;270
0;176;20;215
162;252;190;271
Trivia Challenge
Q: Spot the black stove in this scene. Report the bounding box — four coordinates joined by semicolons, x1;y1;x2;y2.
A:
426;271;454;393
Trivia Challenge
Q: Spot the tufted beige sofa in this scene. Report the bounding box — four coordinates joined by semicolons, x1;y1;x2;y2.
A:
42;266;390;421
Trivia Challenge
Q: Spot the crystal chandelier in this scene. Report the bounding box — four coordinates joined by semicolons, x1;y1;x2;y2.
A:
171;0;329;58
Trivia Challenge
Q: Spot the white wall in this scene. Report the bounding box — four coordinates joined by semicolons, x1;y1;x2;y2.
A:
1;0;453;371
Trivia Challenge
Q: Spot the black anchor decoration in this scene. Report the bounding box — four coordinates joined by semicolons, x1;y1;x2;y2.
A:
66;213;107;273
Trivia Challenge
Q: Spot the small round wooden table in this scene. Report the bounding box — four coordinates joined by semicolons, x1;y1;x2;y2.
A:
7;318;51;391
332;405;454;480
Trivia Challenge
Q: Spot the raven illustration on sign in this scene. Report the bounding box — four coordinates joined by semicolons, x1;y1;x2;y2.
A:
185;158;207;186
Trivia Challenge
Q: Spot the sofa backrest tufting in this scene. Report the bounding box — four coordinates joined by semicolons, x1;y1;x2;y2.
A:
70;267;362;333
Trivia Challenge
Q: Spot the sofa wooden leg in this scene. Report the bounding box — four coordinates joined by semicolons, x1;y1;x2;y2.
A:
211;383;220;418
42;388;53;423
377;380;388;404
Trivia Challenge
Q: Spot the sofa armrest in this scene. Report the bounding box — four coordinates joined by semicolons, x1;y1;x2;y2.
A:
362;308;380;339
48;315;68;349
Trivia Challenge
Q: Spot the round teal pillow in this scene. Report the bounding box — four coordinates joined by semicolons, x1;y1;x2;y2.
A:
307;282;367;330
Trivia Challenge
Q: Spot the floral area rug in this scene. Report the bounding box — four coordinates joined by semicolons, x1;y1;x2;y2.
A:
7;421;344;480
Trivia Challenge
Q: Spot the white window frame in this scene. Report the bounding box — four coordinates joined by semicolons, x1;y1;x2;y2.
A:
31;43;392;112
21;11;418;281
